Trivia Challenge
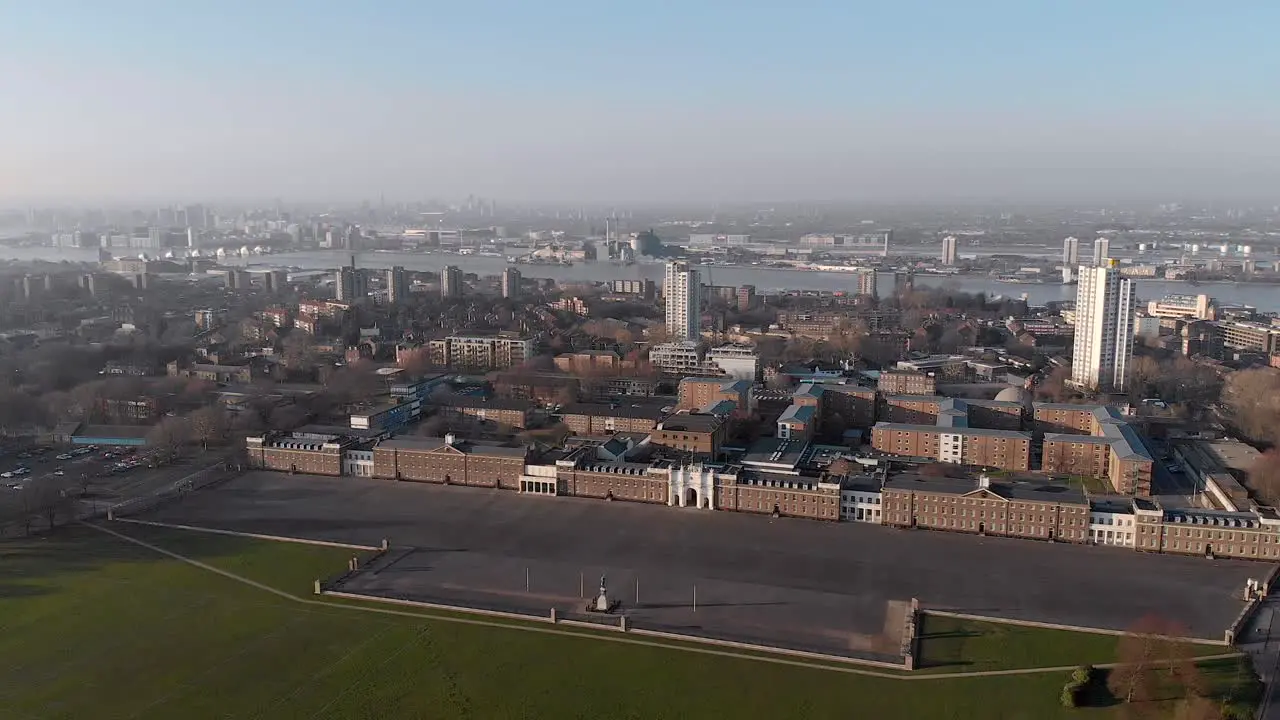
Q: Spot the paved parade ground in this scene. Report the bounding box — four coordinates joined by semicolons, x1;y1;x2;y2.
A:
140;472;1265;646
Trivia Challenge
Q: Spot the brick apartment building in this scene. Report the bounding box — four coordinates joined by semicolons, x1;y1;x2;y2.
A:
877;370;936;396
881;474;1091;542
1038;404;1153;495
871;424;1033;471
718;471;842;521
881;395;944;425
553;350;623;374
431;395;536;430
826;385;877;427
371;435;529;488
676;378;752;414
492;372;579;404
651;413;728;457
556;458;670;504
560;401;667;436
245;429;353;476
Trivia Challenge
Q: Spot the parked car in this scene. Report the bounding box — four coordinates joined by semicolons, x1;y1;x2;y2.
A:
56;453;73;460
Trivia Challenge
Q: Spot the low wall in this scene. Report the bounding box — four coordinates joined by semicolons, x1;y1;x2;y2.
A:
321;588;909;671
925;609;1230;647
1225;563;1280;645
112;517;382;552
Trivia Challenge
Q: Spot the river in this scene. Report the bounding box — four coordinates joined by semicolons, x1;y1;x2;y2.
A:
6;246;1280;311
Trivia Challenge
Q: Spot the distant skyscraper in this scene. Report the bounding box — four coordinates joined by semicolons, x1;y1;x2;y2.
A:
185;204;207;230
1071;263;1135;393
941;236;958;265
441;265;463;299
186;227;196;248
1092;237;1111;266
664;261;701;341
856;269;878;297
501;267;521;300
1062;237;1080;265
264;270;288;294
335;256;367;302
386;265;408;304
225;269;251;291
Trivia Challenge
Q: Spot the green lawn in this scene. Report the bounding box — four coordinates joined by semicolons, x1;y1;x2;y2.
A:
916;614;1226;673
0;523;1258;719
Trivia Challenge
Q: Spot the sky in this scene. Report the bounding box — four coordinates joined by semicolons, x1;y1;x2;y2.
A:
1;1;1278;205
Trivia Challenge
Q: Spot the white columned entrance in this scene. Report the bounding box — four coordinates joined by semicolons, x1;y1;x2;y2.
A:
668;464;717;509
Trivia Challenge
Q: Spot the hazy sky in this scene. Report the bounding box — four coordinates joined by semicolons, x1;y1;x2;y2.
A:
2;1;1278;204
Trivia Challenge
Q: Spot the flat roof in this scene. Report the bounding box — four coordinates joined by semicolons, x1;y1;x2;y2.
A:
884;473;1087;505
75;424;152;439
561;401;668;420
741;438;811;469
377;436;527;457
657;412;724;432
433;395;534;412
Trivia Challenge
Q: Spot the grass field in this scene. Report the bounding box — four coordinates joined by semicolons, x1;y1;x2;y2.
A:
916;614;1227;673
0;522;1259;719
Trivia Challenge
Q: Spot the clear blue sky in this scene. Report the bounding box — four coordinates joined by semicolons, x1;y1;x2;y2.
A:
2;1;1278;203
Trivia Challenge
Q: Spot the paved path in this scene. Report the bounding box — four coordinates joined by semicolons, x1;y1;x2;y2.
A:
84;520;1242;682
1240;596;1280;719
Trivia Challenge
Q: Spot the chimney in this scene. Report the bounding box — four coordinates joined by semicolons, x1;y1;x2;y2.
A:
444;433;457;447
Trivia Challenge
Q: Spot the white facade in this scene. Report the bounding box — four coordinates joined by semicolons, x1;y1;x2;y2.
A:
1088;510;1136;547
705;345;760;382
938;432;964;464
1071;264;1135;392
1147;294;1213;321
668;464;720;509
649;341;703;374
1062;236;1079;265
342;449;374;477
840;489;883;523
664;261;701;341
941;236;958;265
1091;237;1110;266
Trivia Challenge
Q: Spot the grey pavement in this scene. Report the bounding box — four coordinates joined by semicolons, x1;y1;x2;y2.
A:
142;472;1267;645
1240;597;1280;719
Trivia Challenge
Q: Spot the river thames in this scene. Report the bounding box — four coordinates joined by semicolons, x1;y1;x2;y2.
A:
7;246;1280;311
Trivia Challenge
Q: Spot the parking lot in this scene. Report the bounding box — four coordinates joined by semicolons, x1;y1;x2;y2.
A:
140;471;1266;644
0;442;229;507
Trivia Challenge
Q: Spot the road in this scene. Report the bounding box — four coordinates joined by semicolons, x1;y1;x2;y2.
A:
1241;597;1280;719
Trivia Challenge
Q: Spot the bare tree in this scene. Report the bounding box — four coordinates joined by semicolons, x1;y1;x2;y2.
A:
1109;615;1204;717
1249;450;1280;506
147;415;191;461
281;331;318;371
188;406;229;450
27;475;72;530
1221;368;1280;444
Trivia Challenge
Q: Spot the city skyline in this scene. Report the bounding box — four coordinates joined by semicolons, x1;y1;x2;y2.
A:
3;3;1280;204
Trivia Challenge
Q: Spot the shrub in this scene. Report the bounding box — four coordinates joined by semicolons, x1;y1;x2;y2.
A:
1059;683;1078;708
1071;665;1093;685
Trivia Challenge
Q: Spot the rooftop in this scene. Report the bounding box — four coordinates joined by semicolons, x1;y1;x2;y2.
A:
740;438;812;471
884;473;1087;505
778;404;817;425
560;401;669;420
377;436;528;457
873;422;1031;440
657;412;725;433
432;394;535;412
